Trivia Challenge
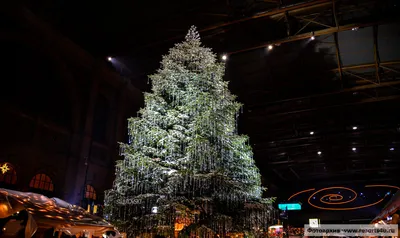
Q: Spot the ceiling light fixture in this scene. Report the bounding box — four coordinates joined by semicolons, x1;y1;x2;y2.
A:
107;57;112;61
352;147;357;151
310;131;314;135
317;151;322;155
268;45;273;50
352;126;358;130
390;148;395;151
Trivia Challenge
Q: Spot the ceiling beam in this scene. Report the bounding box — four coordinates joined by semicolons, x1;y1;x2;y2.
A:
300;167;399;179
373;25;381;84
257;142;399;153
248;95;400;117
273;169;289;181
269;157;399;166
332;61;400;72
228;20;392;55
285;177;397;189
252;131;399;148
200;0;332;32
245;63;400;109
290;167;301;179
140;0;333;48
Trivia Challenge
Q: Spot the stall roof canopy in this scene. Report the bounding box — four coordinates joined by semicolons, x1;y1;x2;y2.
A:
0;189;114;233
372;190;400;223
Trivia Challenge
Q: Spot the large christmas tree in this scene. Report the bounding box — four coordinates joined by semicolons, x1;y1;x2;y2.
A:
105;26;275;238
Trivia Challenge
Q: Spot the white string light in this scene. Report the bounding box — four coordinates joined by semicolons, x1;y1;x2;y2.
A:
151;207;158;213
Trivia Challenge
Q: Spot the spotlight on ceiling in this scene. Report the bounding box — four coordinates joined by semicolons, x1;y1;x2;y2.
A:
352;147;357;151
311;36;315;40
222;54;227;61
268;45;273;50
317;151;322;155
107;57;112;61
310;131;314;135
352;126;358;130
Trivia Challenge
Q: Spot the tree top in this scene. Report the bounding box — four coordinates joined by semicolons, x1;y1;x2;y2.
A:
185;25;201;42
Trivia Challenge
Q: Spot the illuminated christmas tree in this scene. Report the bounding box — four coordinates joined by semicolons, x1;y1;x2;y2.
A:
104;26;275;238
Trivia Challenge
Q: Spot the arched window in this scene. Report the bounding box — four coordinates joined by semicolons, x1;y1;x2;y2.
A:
0;163;17;185
29;173;54;191
85;185;97;200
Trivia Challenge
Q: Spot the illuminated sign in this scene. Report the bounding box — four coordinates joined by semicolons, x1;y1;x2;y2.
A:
278;202;302;210
309;218;320;228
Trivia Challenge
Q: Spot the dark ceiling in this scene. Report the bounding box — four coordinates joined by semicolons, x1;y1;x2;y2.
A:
23;0;400;196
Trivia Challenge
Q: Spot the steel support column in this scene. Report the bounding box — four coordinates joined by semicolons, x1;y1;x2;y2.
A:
373;25;381;83
334;32;343;87
332;0;343;87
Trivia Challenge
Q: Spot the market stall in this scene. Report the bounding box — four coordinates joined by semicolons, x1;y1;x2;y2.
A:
268;225;283;238
371;190;400;238
0;189;120;238
372;190;400;224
